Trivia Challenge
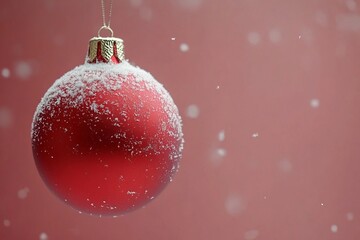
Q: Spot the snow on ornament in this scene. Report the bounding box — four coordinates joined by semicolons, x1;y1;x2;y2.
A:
31;25;184;216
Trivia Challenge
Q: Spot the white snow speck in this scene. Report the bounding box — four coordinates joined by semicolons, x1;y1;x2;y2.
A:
321;202;324;206
171;37;176;41
17;187;30;199
0;108;12;128
186;104;199;119
15;61;32;80
244;229;259;240
216;148;226;157
299;28;313;44
39;232;48;240
346;212;354;221
310;98;320;108
3;219;10;227
252;133;259;138
278;159;292;173
218;130;225;141
299;27;314;44
127;191;136;195
129;0;143;7
210;148;226;166
268;29;282;43
330;224;338;233
216;85;220;90
90;102;99;113
247;32;261;45
225;194;246;216
1;68;10;78
179;43;189;52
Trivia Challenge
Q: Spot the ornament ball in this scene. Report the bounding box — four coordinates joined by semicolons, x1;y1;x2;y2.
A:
31;36;184;216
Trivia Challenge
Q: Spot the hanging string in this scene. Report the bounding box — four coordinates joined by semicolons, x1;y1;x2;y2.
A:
99;0;114;37
101;0;113;27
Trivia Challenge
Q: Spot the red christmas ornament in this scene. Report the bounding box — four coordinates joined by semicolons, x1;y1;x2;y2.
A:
31;33;184;216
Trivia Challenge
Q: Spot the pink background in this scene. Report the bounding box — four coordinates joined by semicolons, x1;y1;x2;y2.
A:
1;0;360;239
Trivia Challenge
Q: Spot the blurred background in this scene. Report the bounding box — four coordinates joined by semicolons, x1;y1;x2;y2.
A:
1;0;360;239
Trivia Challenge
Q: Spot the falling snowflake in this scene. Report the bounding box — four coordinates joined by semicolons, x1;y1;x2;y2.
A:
179;43;189;52
268;29;282;43
17;187;30;199
15;61;32;80
1;68;10;78
186;104;199;119
39;232;48;240
247;32;261;45
330;224;338;233
3;219;10;227
278;159;292;173
310;99;320;108
218;130;225;141
244;229;259;240
225;194;246;216
346;212;354;221
210;147;227;166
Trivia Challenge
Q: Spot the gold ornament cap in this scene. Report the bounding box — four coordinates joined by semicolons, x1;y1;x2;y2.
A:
87;27;125;64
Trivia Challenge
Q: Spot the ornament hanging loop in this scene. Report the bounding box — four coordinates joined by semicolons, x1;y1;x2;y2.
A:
100;0;113;37
98;25;114;38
